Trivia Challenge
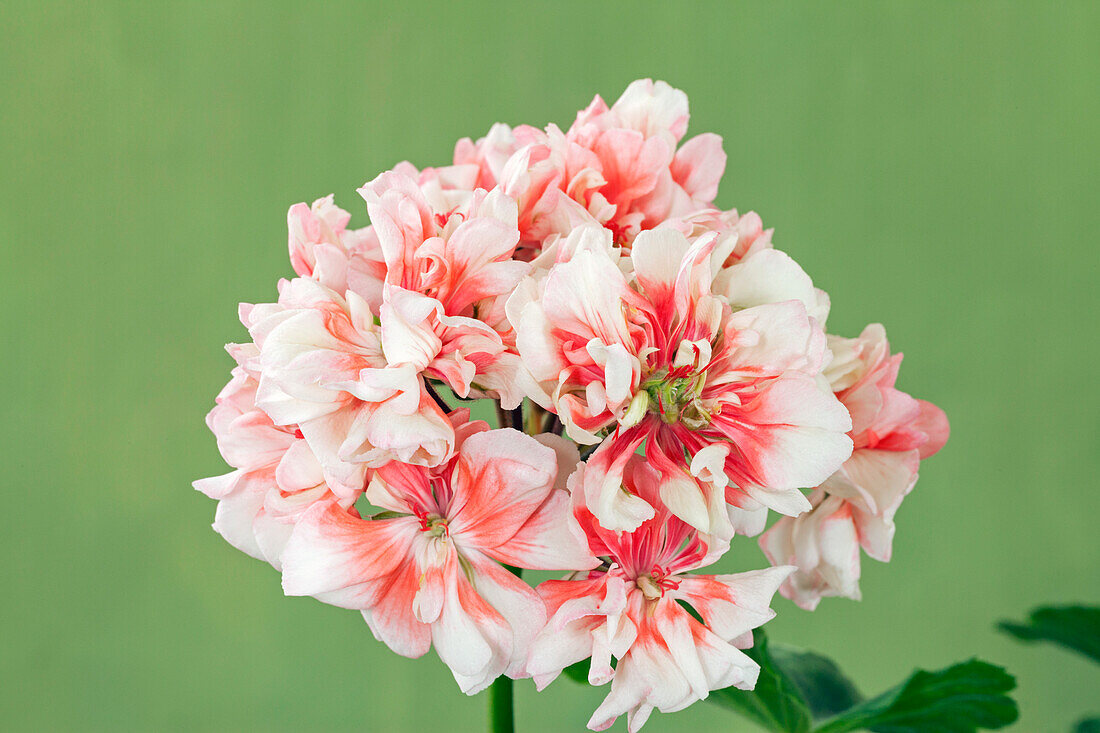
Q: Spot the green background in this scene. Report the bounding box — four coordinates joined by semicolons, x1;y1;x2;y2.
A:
3;2;1097;731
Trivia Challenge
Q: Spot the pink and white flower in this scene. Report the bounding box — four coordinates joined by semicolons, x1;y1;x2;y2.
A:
528;457;792;732
357;170;533;406
453;122;526;192
761;324;950;608
287;194;387;310
511;224;852;537
281;417;597;693
193;353;359;569
758;490;863;609
456;79;730;257
245;276;456;493
565;78;724;243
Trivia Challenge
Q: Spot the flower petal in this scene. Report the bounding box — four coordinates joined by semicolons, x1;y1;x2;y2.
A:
446;429;559;551
280;502;418;609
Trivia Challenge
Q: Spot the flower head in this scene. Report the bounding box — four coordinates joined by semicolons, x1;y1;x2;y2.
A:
194;78;951;732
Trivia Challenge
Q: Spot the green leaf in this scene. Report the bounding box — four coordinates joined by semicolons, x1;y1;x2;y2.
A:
769;644;863;720
560;631;1016;733
998;605;1100;664
813;659;1018;733
708;629;813;733
1074;717;1100;733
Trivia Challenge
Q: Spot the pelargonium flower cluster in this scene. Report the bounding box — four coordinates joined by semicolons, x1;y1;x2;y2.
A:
196;79;948;732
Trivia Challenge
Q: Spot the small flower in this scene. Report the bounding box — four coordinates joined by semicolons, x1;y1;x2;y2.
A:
761;324;950;608
566;78;723;243
759;490;863;609
357;170;534;406
527;458;792;732
513;224;852;536
193;78;953;731
457;79;731;257
246;277;456;489
193;354;358;568
280;419;597;694
453;122;526;192
286;194;387;311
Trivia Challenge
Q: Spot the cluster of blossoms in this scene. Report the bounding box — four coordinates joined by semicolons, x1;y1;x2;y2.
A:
196;80;948;731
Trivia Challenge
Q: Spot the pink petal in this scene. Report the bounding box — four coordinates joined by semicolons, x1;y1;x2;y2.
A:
720;374;853;492
273;439;325;493
336;392;454;468
429;552;512;694
193;470;242;501
210;470;272;561
280;501;418;609
674;567;791;643
607;79;690;142
485;488;599;571
630;227;692;307
540;247;638;348
358;171;434;291
670;133;726;201
724;300;827;377
360;565;432;659
715;248;830;324
581;429;656;532
251;508;296;570
446;429;558;551
915;399;950;458
378;287;443;369
217;410;294;471
823;448;919;520
466;554;548;680
593;128;670;207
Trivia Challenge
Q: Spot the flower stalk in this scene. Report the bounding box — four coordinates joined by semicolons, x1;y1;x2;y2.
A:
488;674;514;733
487;401;526;732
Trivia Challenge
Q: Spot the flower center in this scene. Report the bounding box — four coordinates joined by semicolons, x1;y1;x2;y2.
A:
606;219;633;248
635;566;681;601
638;368;713;429
414;507;449;538
636;575;661;601
433;208;465;237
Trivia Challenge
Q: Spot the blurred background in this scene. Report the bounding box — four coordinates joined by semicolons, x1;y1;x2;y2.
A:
3;2;1097;731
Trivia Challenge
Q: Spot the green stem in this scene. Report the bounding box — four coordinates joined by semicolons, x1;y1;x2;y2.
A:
488;402;526;732
489;564;522;732
488;675;514;733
